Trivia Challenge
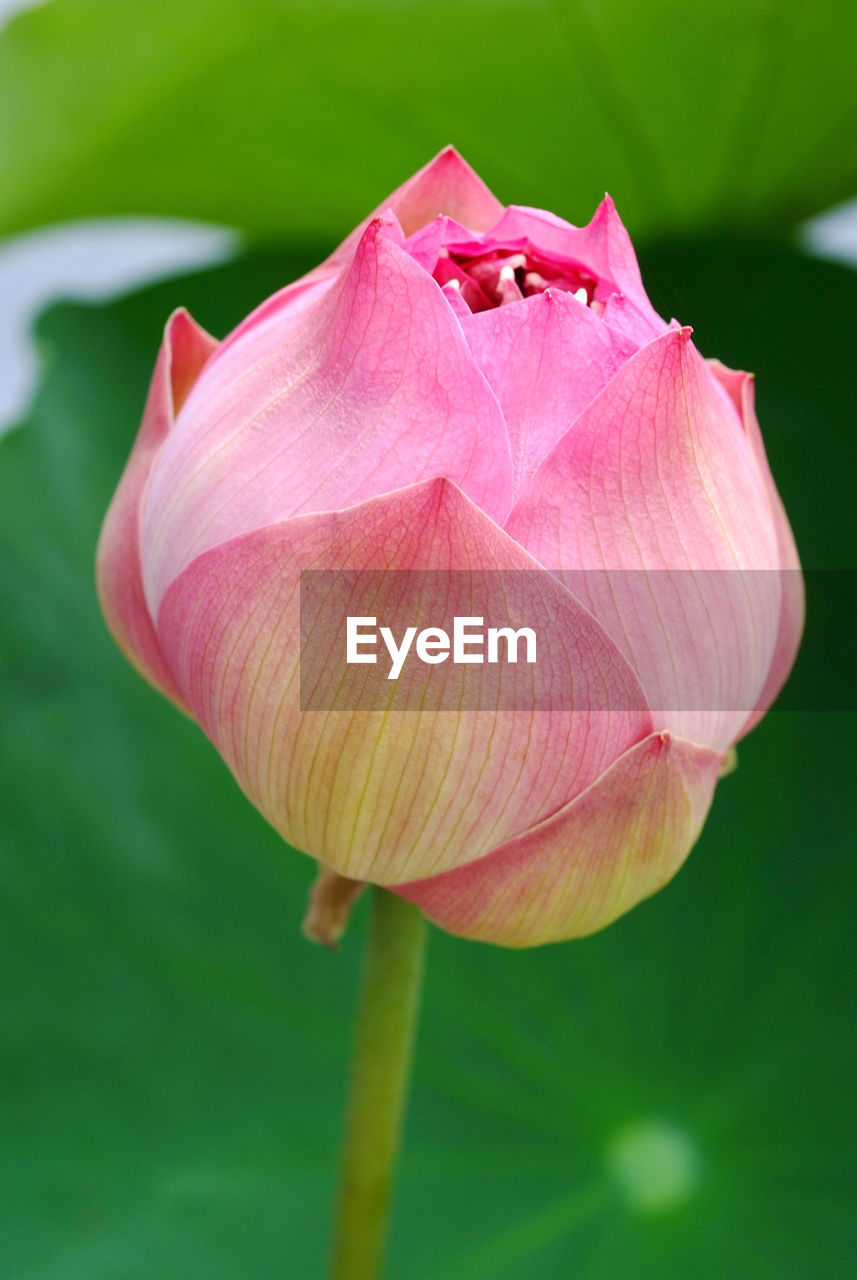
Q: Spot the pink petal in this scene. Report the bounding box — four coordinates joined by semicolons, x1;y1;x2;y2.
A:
214;275;333;365
396;731;723;945
483;197;665;341
400;213;486;274
460;288;637;495
142;219;515;613
380;146;505;237
221;148;504;347
506;329;784;751
156;478;651;885
708;360;804;731
95;308;217;706
302;147;503;290
440;277;476;321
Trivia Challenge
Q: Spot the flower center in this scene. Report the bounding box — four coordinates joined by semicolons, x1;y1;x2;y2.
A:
432;247;600;314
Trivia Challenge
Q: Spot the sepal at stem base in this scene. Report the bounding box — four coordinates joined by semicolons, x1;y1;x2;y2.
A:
303;867;367;948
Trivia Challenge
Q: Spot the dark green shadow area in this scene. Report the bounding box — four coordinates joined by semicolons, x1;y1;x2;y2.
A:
0;242;854;1279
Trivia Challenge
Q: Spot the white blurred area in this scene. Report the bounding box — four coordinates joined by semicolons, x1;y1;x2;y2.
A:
800;196;857;269
0;219;239;434
0;0;45;28
0;0;240;433
1;0;856;437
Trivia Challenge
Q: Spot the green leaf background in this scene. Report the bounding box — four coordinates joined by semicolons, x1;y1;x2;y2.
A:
1;2;856;1277
2;0;857;241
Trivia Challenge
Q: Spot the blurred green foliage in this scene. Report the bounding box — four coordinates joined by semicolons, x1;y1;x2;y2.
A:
0;244;854;1278
1;0;857;242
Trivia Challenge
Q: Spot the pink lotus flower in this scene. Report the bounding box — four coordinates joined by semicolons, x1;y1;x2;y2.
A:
96;148;802;946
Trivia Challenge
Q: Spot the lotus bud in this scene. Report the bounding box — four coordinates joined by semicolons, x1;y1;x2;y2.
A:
97;149;802;946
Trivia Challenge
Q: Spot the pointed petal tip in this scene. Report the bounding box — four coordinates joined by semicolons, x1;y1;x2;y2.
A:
435;142;467;163
162;306;218;416
392;146;503;235
366;212;398;232
656;323;695;359
707;358;756;422
589;191;625;231
96;306;216;710
426;143;480;178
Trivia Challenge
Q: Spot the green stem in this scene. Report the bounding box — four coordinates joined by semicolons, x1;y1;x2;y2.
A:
330;888;428;1280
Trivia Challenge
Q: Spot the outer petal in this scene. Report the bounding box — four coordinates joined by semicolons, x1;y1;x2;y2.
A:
483;196;665;343
157;478;652;885
142;219;515;614
708;360;804;731
375;145;505;237
506;329;783;751
313;145;504;278
220;147;504;348
95;308;217;706
395;732;723;946
460;289;637;495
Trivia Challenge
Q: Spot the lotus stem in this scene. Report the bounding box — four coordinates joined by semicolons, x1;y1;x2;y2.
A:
329;887;428;1280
